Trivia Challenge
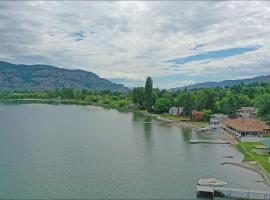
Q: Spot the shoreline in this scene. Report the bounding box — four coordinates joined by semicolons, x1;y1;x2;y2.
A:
134;110;203;129
143;109;270;186
218;130;270;186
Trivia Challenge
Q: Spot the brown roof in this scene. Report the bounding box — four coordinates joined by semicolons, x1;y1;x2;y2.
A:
224;118;270;132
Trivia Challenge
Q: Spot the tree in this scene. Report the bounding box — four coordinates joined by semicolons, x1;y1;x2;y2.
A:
216;95;239;114
176;92;193;117
202;109;212;121
183;92;193;117
194;89;217;112
237;94;252;107
254;94;270;117
154;98;172;114
132;87;145;109
145;77;153;112
60;88;73;99
73;89;81;99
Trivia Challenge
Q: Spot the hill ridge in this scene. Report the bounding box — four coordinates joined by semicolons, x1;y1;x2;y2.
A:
0;61;128;92
171;74;270;91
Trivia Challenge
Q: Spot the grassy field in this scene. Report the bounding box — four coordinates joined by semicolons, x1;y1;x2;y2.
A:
237;142;270;174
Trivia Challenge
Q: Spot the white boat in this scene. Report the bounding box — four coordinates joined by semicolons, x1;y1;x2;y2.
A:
198;178;227;187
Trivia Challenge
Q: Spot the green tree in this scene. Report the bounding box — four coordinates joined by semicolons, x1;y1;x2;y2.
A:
132;87;145;109
194;89;217;111
154;98;172;114
176;92;193;117
60;88;74;99
202;109;212;121
237;94;252;107
254;94;270;120
73;89;81;99
216;95;239;114
145;77;153;112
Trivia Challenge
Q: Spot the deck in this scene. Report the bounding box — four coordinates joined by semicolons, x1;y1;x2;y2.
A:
190;140;231;144
197;185;270;199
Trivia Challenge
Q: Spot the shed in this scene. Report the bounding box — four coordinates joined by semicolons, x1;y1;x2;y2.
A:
192;110;203;121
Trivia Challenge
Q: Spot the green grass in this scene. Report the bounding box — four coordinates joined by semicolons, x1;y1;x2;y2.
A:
238;142;270;174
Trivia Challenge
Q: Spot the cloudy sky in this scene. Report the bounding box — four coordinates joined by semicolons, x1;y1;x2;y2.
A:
1;1;270;88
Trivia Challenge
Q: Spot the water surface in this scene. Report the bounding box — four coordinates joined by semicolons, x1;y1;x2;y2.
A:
0;103;268;199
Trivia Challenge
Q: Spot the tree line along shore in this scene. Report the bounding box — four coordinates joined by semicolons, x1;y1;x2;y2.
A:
0;77;269;123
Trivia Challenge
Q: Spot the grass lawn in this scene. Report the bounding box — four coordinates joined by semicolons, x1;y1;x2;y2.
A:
237;142;270;174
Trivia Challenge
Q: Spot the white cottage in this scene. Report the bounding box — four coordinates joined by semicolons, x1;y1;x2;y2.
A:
169;107;183;116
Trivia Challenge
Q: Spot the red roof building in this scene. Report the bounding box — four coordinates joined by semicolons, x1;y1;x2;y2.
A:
223;118;270;139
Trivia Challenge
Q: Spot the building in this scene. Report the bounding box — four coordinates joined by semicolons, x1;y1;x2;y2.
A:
238;107;257;119
223;118;270;140
210;114;228;128
261;138;270;163
169;107;183;116
192;110;203;121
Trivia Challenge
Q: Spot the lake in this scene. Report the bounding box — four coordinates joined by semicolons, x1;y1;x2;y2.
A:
0;103;269;199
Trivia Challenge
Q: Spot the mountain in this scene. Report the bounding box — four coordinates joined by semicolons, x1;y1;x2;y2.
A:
0;61;128;92
171;75;270;91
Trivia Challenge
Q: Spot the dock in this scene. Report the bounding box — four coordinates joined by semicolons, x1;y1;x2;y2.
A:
190;140;231;144
197;185;270;199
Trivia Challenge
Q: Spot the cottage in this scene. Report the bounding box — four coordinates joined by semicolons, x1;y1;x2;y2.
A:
169;107;183;116
238;107;257;119
223;118;270;140
192;110;203;121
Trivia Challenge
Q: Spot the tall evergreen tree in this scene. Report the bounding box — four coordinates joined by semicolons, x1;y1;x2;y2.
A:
145;77;153;112
182;92;193;117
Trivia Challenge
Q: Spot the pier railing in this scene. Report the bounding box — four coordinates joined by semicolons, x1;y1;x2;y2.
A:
197;185;270;199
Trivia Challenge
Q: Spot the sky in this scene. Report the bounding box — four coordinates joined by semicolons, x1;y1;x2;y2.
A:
0;1;270;89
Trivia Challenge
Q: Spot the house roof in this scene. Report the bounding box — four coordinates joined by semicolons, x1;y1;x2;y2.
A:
224;118;270;132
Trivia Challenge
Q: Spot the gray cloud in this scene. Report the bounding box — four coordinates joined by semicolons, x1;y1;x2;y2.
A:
0;1;270;88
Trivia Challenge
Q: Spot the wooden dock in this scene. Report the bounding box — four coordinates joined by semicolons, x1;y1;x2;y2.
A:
190;140;231;144
197;185;270;199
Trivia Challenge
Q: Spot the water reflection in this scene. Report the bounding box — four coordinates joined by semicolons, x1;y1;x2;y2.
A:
132;112;142;122
181;127;192;142
143;116;153;148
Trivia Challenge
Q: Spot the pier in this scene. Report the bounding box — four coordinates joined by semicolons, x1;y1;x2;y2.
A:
190;140;231;144
197;185;270;199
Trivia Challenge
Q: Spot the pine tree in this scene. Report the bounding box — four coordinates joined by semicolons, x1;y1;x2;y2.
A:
145;77;153;112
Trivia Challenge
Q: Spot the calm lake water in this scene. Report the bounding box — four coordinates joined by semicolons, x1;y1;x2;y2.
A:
0;103;269;199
